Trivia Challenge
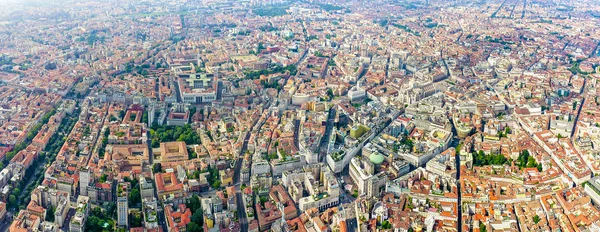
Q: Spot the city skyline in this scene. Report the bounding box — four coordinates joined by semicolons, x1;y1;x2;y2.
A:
0;0;599;232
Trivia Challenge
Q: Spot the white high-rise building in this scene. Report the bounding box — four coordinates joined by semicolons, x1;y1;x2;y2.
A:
79;167;90;196
117;183;129;227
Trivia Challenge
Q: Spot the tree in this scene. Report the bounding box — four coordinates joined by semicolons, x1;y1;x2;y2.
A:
85;205;116;232
526;156;538;168
517;150;529;169
479;221;487;232
401;138;414;151
8;195;16;206
91;206;103;217
191;210;204;226
151;139;160;148
257;42;266;53
100;174;108;183
474;150;487;166
186;195;202;213
44;62;57;70
187;222;202;232
381;220;392;229
86;216;100;232
211;180;221;189
153;163;162;173
188;170;201;179
188;148;198;159
259;196;268;207
46;206;56;222
267;153;278;161
326;88;334;99
129;188;141;206
130;211;143;227
473;150;508;167
118;110;126;119
141;111;149;124
533;215;541;224
190;107;197;118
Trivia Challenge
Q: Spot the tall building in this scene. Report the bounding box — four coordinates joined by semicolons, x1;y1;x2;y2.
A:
349;156;387;198
117;183;129;228
70;196;90;232
281;164;340;211
79;167;90;196
140;176;155;199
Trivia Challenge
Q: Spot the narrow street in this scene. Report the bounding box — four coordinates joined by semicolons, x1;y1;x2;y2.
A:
455;141;462;231
571;77;587;138
232;103;269;232
172;80;183;103
318;107;336;162
146;130;168;232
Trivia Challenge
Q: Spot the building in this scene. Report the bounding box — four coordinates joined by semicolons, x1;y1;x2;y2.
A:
349;124;370;139
179;72;217;104
70;196;90;232
89;181;113;204
25;201;46;221
585;176;600;205
0;202;6;223
140;175;155;199
425;148;457;179
54;199;69;227
158;142;189;164
117;183;129;228
269;185;299;220
79;167;91;196
349;156;387;198
142;198;160;230
219;169;234;186
400;128;452;166
389;160;411;178
166;103;190;126
9;210;41;232
155;172;184;203
256;200;282;231
108;144;149;173
348;83;366;102
148;102;168;126
291;93;312;105
201;196;223;230
165;204;192;232
281;164;340;211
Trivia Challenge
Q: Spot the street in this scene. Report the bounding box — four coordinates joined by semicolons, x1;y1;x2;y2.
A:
232;108;266;232
146;129;168;232
318;107;336;162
